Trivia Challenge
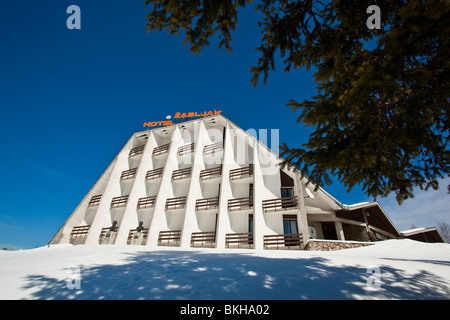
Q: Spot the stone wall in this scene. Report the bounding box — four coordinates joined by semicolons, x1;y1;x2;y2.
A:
305;239;373;251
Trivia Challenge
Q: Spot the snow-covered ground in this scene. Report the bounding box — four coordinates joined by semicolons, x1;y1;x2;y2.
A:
0;239;449;300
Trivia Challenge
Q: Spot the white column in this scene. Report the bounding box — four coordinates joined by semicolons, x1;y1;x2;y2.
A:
215;122;234;249
146;127;183;247
113;132;157;244
294;171;310;246
252;142;267;250
179;121;205;247
335;221;345;240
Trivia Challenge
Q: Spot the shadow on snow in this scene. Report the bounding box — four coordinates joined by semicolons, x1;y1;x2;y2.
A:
21;250;450;300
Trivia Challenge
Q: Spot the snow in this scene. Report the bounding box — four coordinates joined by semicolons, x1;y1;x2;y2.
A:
0;239;449;300
400;227;427;234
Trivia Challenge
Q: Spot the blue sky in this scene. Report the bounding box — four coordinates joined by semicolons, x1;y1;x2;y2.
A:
0;1;448;249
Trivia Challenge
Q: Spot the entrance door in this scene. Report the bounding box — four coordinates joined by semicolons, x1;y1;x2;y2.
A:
321;222;338;240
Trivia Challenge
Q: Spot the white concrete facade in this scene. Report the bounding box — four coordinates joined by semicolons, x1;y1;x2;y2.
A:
49;115;402;249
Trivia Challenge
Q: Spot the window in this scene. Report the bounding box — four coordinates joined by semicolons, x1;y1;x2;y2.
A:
249;214;254;234
281;187;296;208
281;187;294;198
283;215;298;246
283;216;298;235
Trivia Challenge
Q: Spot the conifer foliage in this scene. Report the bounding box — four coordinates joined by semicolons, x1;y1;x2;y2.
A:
144;0;449;204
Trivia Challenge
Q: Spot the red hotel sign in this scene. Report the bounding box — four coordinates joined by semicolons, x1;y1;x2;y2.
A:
143;110;222;128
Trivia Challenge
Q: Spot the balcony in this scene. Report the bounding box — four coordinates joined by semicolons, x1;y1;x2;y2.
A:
190;231;216;247
110;195;129;208
129;145;145;158
262;196;298;213
165;196;187;210
178;143;195;156
158;230;181;246
145;167;164;181
127;228;149;245
99;226;118;244
195;197;219;211
70;225;90;240
229;165;253;181
137;196;156;209
199;165;222;181
88;194;102;207
120;168;138;181
263;233;303;250
203;141;223;155
228;197;253;212
225;233;253;248
171;167;192;181
152;143;170;157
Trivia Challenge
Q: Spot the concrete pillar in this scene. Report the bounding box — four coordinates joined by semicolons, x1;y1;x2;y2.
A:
215;122;234;249
179;121;205;247
294;171;310;246
252;142;265;251
146;127;183;247
335;221;345;240
113;131;157;244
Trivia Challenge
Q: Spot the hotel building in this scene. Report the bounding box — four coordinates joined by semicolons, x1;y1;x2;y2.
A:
49;114;443;250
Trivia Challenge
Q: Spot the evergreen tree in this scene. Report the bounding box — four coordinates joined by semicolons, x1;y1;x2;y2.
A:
144;0;449;204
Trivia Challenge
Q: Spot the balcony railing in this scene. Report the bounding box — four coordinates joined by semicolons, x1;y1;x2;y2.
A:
178;143;195;156
263;233;303;249
165;196;187;210
262;196;298;212
110;195;129;208
120;167;138;181
137;196;157;209
195;197;219;211
158;230;181;246
70;225;90;238
127;228;149;245
228;197;253;212
171;167;192;181
190;231;216;247
203;141;223;155
129;145;145;158
99;226;118;244
229;165;253;180
145;167;164;180
225;233;253;248
199;165;222;180
88;194;102;207
152;143;170;157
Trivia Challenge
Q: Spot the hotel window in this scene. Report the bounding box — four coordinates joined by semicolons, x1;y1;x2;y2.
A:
281;187;294;198
280;171;294;197
283;215;298;235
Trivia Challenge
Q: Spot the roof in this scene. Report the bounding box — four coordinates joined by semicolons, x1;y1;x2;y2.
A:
401;227;445;243
336;202;401;238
